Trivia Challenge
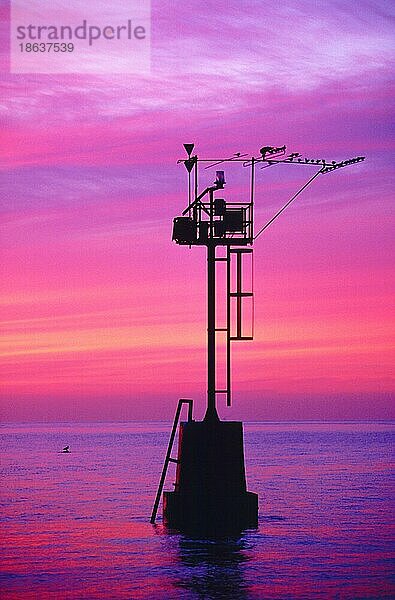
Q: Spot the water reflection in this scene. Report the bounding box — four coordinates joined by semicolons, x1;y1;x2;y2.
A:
174;534;252;599
2;422;393;599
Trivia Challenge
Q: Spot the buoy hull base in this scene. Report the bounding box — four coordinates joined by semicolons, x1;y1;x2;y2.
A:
163;420;258;532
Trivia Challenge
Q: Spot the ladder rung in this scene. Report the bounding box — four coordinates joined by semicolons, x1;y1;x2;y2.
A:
230;336;253;341
168;457;179;464
215;257;229;262
229;248;253;254
215;327;227;331
215;389;228;394
229;292;253;297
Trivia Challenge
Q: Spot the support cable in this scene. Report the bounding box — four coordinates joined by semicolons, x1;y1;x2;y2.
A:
254;169;322;240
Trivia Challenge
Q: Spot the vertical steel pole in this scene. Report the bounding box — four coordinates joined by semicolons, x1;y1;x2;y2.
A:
205;188;219;422
187;169;191;218
194;157;198;202
205;241;219;422
250;158;255;239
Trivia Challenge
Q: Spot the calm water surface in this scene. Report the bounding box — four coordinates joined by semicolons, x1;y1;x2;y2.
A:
1;422;394;599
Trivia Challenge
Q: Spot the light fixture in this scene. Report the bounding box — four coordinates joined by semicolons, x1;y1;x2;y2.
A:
215;170;225;187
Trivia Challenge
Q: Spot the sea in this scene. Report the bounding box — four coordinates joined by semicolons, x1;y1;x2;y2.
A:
1;421;393;599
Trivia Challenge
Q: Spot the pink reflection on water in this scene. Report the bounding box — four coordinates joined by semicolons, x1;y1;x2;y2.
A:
1;422;393;598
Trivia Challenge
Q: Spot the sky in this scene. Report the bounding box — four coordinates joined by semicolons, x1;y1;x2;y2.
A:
0;0;394;422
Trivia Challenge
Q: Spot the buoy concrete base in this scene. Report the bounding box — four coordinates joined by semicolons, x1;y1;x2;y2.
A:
163;420;258;532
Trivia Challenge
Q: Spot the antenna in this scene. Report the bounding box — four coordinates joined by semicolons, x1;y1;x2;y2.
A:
204;152;248;170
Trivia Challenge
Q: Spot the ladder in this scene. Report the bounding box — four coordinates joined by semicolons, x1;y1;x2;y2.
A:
150;398;193;524
214;247;254;407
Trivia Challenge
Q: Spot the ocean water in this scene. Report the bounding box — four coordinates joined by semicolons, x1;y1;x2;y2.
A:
0;421;393;599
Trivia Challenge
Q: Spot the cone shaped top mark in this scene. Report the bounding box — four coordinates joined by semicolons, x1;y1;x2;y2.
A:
184;158;195;172
183;143;195;157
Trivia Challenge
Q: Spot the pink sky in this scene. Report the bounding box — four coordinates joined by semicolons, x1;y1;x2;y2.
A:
1;0;394;421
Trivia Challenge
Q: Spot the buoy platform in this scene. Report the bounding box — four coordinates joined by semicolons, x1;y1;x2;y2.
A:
163;419;258;532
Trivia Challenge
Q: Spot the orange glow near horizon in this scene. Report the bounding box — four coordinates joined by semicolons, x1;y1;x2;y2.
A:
1;1;394;422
